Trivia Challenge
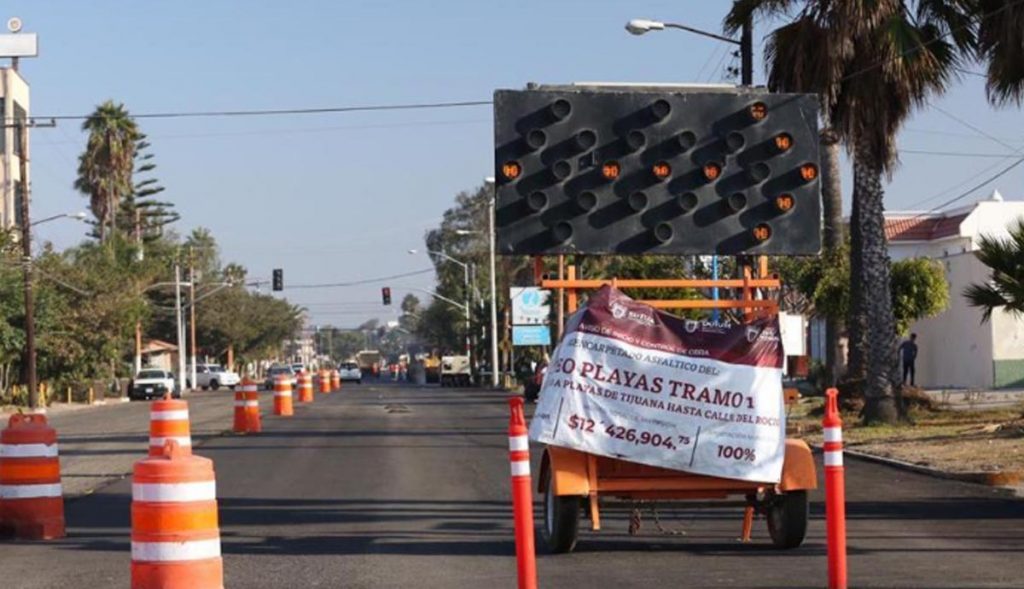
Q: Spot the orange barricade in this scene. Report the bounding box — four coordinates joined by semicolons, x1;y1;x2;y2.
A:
330;370;341;392
318;370;330;394
0;413;66;539
149;396;191;457
273;375;294;417
297;372;314;403
233;380;260;434
823;388;848;589
507;397;537;589
131;440;223;589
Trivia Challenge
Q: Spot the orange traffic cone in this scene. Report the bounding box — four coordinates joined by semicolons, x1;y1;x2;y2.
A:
273;375;293;417
318;370;330;394
232;389;247;434
0;413;66;539
131;440;222;589
244;386;261;433
330;370;341;392
149;396;191;456
297;372;314;403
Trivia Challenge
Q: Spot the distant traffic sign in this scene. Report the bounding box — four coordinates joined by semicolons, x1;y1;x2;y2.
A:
511;287;551;325
493;86;822;256
513;325;551;346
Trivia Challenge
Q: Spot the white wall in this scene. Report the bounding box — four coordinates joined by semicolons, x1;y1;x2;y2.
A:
0;68;30;229
904;251;993;388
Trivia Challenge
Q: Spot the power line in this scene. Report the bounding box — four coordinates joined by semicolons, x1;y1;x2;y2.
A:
902;149;1021;158
285;268;435;290
31;99;492;122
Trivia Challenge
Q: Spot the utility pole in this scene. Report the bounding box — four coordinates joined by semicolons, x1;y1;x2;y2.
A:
189;247;197;390
488;180;499;389
18;121;36;409
740;16;753;86
175;263;186;394
134;209;143;374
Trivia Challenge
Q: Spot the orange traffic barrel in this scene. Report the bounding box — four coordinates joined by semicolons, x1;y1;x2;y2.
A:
330;369;341;391
318;369;330;394
131;440;222;589
232;389;247;433
297;372;314;403
0;413;66;539
244;387;262;433
272;374;293;417
149;396;191;457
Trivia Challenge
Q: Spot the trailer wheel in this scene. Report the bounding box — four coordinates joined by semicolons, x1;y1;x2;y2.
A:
766;490;808;549
541;467;581;554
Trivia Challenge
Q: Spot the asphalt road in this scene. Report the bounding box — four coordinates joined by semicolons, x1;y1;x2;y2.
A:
1;382;1023;588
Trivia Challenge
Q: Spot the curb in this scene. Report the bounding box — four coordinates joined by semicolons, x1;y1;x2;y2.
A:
812;444;1024;498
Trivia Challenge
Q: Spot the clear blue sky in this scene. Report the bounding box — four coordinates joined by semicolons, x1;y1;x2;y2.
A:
12;0;1024;327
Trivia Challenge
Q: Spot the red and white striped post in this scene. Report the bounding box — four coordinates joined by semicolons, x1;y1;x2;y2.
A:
507;397;537;589
823;387;848;589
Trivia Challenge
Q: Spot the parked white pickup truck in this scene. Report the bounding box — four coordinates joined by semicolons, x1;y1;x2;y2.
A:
188;363;240;390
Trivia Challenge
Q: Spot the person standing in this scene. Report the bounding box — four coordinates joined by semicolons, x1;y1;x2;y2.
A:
899;333;919;386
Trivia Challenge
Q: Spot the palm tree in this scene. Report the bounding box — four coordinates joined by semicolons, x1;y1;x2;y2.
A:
964;218;1024;320
75;101;139;242
976;0;1024;106
726;1;973;423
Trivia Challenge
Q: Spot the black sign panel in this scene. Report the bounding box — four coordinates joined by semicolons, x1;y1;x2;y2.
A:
493;87;821;255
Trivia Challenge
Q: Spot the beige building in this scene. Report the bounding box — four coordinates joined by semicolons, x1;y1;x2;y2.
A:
0;66;29;229
887;191;1024;389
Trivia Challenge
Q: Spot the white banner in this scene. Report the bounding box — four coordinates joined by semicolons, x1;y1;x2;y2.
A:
528;286;786;483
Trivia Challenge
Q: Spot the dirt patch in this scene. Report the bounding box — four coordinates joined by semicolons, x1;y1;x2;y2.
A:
796;401;1024;476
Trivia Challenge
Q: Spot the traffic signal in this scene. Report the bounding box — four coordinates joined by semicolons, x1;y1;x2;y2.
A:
272;268;283;291
493;86;822;255
382;287;392;306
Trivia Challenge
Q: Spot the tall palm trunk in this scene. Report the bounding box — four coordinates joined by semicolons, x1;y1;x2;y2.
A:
820;127;844;385
853;142;899;424
846;192;865;382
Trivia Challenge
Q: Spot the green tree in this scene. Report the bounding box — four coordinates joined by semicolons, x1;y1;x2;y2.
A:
730;1;973;423
75;101;140;242
118;133;179;243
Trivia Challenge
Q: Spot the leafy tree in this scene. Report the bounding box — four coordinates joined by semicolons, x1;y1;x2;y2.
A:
976;0;1024;106
964;218;1024;321
75;101;140;242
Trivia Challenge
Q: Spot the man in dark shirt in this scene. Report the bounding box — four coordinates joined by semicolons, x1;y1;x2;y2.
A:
899;333;919;386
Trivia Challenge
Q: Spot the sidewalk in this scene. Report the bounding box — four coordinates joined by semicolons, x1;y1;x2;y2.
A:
922;387;1024;411
1;389;269;497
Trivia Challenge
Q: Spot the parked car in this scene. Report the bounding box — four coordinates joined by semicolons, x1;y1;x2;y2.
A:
264;364;297;390
338;361;362;384
291;362;306;375
188;363;240;391
129;369;179;401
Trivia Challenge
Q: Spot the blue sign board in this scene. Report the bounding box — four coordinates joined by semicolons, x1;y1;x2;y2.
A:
512;325;551;346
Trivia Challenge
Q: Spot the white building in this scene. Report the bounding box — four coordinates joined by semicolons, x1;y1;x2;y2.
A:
887;191;1024;389
0;66;29;229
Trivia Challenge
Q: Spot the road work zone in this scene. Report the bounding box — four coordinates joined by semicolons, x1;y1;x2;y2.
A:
0;383;1022;588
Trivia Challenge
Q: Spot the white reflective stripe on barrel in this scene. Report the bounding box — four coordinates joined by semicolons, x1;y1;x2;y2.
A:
244;401;259;407
132;480;216;502
131;538;221;562
510;460;530;477
0;483;63;498
150;410;189;421
148;436;191;448
274;392;292;397
824;450;844;467
509;435;528;452
0;443;59;458
238;385;258;392
823;427;843;443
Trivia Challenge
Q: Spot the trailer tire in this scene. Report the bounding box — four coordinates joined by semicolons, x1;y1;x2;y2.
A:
767;490;808;549
541;467;580;554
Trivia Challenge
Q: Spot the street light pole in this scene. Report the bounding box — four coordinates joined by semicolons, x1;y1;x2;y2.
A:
174;263;186;394
487;177;499;388
625;15;753;86
189;247;197;390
